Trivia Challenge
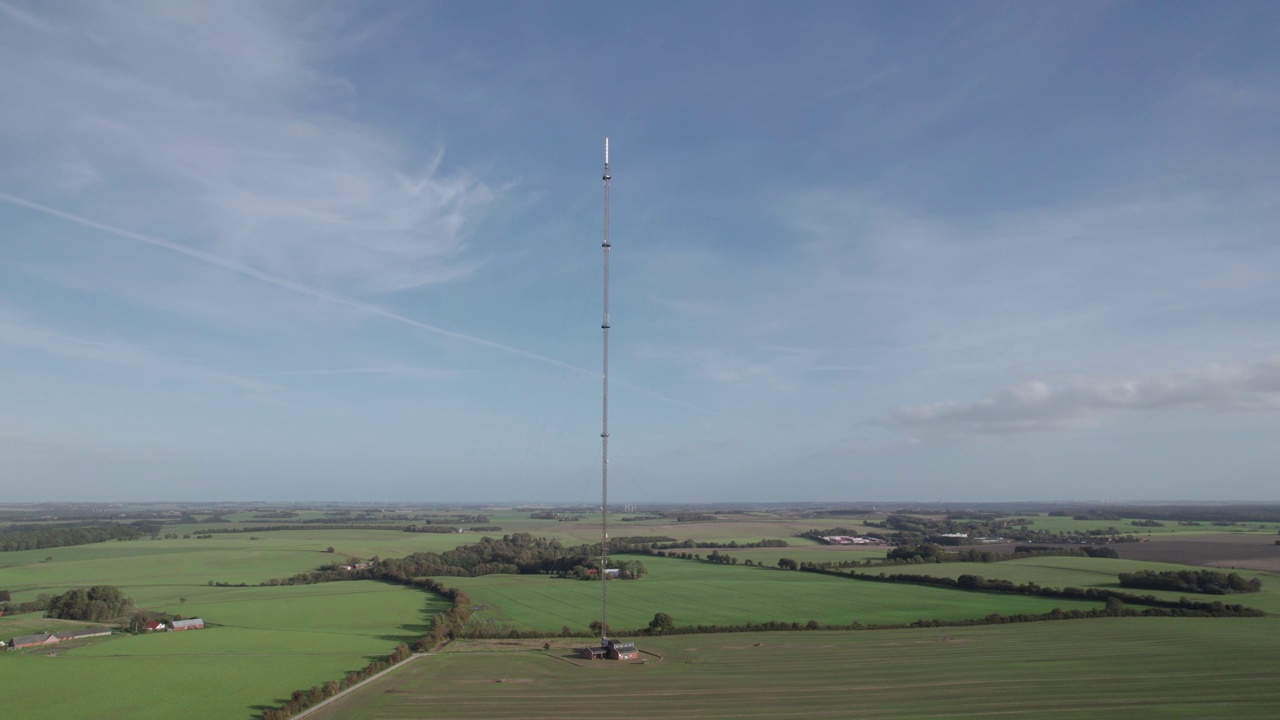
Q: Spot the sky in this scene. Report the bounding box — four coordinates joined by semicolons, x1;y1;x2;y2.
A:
1;1;1278;503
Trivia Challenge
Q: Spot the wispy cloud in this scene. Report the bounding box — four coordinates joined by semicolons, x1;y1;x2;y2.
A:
0;192;591;376
883;356;1280;439
0;0;50;31
0;1;488;293
264;366;460;380
0;317;278;393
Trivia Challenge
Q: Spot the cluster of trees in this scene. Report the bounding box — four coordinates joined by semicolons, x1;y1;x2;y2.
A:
800;527;878;542
860;513;1149;546
1057;505;1280;524
674;513;718;522
0;522;162;552
1130;520;1165;527
864;514;1016;541
261;533;653;584
879;543;1118;565
198;524;385;535
1118;569;1263;594
1050;511;1123;521
1013;545;1119;558
259;643;412;720
407;514;491;525
403;525;503;534
44;585;134;622
1014;528;1142;544
557;558;648;580
528;511;583;521
653;538;789;550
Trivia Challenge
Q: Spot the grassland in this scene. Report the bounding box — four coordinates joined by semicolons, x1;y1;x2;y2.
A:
1017;514;1280;536
868;555;1280;613
0;517;457;720
0;581;441;720
5;506;1276;719
716;545;886;566
0;528;483;605
307;617;1280;720
444;555;1103;633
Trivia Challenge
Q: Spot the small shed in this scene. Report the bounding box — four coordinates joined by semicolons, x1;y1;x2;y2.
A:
171;618;205;631
144;621;166;632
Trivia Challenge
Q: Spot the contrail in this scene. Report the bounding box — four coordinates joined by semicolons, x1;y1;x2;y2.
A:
0;191;732;417
0;191;587;374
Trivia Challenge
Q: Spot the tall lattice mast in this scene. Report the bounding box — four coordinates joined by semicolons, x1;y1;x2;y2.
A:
599;137;612;646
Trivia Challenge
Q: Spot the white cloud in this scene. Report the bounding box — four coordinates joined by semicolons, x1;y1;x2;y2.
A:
0;1;490;293
884;356;1280;439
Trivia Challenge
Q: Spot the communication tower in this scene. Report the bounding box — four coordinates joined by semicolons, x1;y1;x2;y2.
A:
599;137;612;646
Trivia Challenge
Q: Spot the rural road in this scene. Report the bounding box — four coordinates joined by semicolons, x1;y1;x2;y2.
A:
291;652;429;719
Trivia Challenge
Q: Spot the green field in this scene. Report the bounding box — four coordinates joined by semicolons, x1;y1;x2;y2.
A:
715;545;887;566
1015;514;1280;536
5;508;1276;719
0;581;442;720
307;617;1280;719
443;555;1104;633
877;556;1280;613
0;529;488;606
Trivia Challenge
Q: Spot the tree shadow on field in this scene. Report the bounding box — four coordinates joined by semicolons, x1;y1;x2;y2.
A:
374;603;440;645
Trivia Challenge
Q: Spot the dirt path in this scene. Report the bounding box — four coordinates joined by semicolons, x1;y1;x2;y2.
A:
290;652;428;719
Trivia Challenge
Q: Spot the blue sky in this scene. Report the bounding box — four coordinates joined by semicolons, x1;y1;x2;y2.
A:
1;1;1277;502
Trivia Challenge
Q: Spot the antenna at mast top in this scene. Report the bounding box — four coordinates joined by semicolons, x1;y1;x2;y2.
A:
605;137;609;165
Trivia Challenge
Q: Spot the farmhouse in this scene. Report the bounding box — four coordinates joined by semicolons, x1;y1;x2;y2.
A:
171;618;205;631
143;621;167;632
9;632;60;649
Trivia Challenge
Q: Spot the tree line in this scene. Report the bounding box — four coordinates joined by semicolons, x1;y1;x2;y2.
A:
879;543;1117;565
256;533;652;584
0;522;161;552
259;643;413;720
794;566;1265;617
1118;569;1262;594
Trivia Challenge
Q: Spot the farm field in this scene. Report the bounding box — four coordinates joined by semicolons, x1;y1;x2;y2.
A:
716;545;887;566
0;580;440;720
1113;533;1280;572
0;528;484;605
307;617;1280;720
442;555;1104;633
5;506;1277;719
875;556;1280;613
1017;514;1280;536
